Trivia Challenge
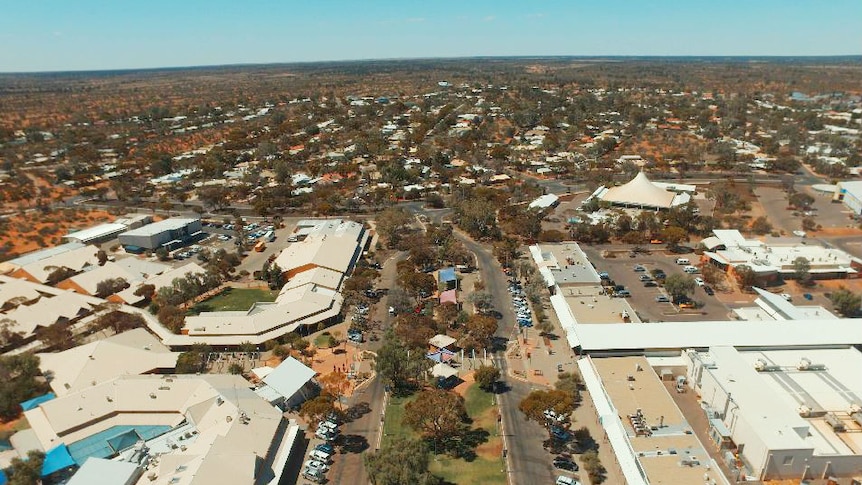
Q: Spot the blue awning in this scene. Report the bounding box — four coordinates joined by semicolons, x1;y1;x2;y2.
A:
42;444;76;476
20;392;56;411
0;469;8;485
439;267;457;283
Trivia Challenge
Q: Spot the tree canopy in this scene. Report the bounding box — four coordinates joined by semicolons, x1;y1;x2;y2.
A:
364;438;442;485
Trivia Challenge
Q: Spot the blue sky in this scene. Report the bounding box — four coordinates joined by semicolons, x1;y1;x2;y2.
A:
1;0;860;72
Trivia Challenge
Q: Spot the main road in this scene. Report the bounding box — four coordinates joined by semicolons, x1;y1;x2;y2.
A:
454;230;560;485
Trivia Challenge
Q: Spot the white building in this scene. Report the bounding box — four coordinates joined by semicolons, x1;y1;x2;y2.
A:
175;220;369;345
25;374;301;485
702;229;862;281
685;346;862;480
835;180;862;216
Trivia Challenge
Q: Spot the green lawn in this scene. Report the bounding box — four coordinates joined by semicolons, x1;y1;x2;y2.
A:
188;288;278;314
382;385;506;485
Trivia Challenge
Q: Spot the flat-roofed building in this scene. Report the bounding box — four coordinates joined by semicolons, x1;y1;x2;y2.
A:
835;180;862;215
684;346;862;480
25;374;301;485
118;218;202;252
703;229;862;282
64;223;128;245
578;355;727;485
274;219;369;279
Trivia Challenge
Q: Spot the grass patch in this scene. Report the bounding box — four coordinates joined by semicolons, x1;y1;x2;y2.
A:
381;394;419;444
188;288;278;314
314;332;337;349
381;386;505;485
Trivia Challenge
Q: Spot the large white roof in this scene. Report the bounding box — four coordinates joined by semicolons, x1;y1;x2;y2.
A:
64;223;127;243
573;318;862;353
0;275;104;338
274;219;367;275
67;457;139;485
262;357;316;400
38;328;179;396
598;172;677;209
14;245;100;283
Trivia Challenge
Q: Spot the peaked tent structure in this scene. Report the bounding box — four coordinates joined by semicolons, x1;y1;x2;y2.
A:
595;172;689;209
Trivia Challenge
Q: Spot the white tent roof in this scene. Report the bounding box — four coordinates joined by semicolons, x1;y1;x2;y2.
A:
262;357;316;399
431;362;459;379
599;172;676;209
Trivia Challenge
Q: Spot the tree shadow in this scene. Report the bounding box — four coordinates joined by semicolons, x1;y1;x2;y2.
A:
433;427;490;462
343;401;371;423
337;434;369;454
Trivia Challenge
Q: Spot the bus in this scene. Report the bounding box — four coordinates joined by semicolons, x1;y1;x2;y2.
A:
254;240;266;252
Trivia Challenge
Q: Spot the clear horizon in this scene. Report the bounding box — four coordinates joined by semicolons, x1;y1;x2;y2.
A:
2;0;861;73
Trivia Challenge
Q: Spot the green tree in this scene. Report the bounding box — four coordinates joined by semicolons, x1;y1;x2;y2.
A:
374;331;428;392
518;389;575;429
659;226;688;249
829;288;861;317
467;291;493;314
664;273;695;300
788;192;814;209
364;438;442;485
793;256;812;286
175;344;211;373
404;388;468;445
734;264;757;291
8;450;45;485
299;392;338;424
555;371;583;404
473;365;501;392
0;354;50;420
750;216;772;235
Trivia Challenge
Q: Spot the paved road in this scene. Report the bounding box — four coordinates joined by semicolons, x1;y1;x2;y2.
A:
454;231;558;484
326;250;406;485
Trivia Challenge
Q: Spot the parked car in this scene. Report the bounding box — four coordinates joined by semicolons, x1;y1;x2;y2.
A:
633;265;646;272
638;274;652;281
614;290;632;298
555;476;580;485
703;286;715;296
683;265;700;274
780;293;792;301
309;449;332;463
302;467;325;483
553;457;579;471
694;277;705;286
643;281;658;287
304;459;329;473
655;295;670;303
550;426;571;442
315;443;334;455
679;301;697;309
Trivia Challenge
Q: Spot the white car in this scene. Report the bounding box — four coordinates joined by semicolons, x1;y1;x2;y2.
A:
780;293;792;301
556;476;580;485
304;459;330;473
309;449;332;463
694;277;705;286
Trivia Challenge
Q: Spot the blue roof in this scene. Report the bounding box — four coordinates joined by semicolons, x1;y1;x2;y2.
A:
439;267;457;283
20;392;55;411
42;444;76;476
0;469;7;485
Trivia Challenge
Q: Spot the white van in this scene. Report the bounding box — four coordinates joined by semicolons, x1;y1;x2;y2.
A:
675;258;690;265
309;449;332;463
683;265;700;274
